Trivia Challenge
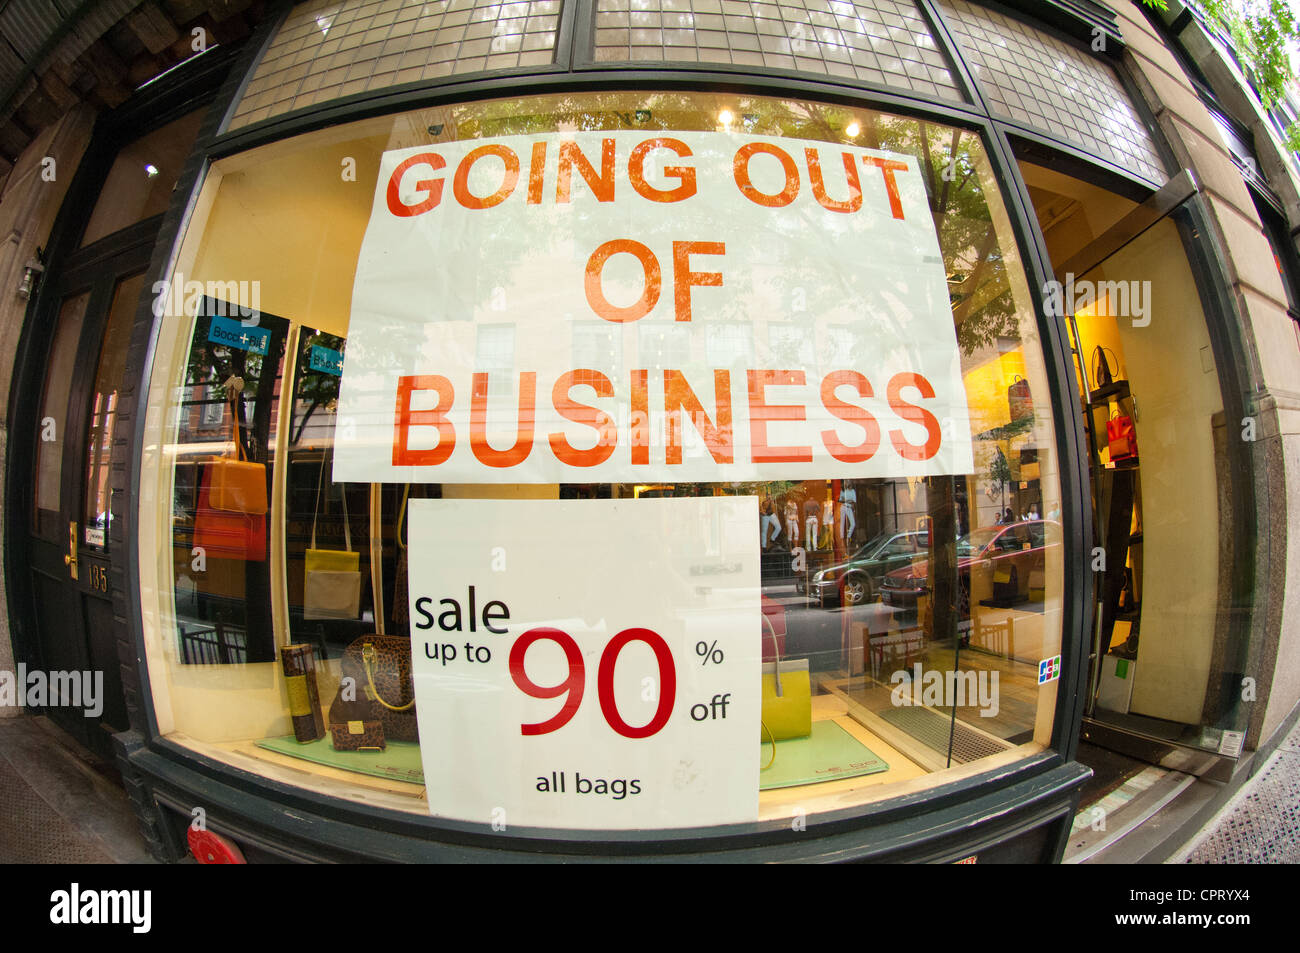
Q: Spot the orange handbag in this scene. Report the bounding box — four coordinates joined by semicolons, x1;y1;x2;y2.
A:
191;477;267;561
1107;409;1138;462
207;387;267;515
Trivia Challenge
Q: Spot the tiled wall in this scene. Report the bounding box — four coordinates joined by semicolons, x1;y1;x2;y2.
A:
939;0;1166;183
227;0;1167;189
591;0;963;101
228;0;562;129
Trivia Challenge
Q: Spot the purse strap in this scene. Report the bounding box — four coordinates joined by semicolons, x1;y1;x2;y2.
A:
310;450;351;552
1092;346;1118;387
763;612;785;697
223;376;247;462
396;484;410;553
361;641;415;711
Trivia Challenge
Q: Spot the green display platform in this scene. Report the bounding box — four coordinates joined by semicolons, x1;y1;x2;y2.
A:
258;720;888;792
760;720;889;790
256;735;425;784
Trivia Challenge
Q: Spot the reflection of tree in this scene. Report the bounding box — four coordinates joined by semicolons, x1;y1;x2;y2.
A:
184;304;288;665
989;447;1011;514
290;329;343;446
403;91;1021;362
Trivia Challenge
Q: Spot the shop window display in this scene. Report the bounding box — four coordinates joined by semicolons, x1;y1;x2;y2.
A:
141;91;1066;829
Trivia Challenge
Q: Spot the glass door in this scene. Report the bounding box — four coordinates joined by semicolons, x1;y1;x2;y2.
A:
21;237;152;759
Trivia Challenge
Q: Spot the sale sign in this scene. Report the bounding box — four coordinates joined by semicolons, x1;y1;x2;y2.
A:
407;497;760;830
333;130;973;483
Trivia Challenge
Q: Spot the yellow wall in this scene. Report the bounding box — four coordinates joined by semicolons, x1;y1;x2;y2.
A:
1089;221;1223;724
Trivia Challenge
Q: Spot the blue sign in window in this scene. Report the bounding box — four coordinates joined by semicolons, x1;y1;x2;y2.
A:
206;315;270;355
310;344;344;376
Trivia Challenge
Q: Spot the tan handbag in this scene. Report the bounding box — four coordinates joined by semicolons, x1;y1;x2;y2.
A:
303;452;362;621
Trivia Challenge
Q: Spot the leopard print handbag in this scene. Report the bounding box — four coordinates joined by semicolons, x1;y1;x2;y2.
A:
332;635;420;743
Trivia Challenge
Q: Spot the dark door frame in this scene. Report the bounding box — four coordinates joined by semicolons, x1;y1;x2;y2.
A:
3;45;241;758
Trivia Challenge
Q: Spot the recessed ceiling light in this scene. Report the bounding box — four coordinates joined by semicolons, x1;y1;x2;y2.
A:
145;164;159;177
718;109;734;125
846;121;861;137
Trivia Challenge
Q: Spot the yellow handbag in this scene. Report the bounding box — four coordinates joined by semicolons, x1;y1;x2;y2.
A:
303;452;361;621
207;380;267;515
760;614;812;754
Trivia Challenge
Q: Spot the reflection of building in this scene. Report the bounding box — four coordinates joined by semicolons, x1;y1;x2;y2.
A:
0;0;1297;864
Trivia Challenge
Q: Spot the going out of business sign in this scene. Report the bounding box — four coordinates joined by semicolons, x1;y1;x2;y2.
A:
333;131;972;483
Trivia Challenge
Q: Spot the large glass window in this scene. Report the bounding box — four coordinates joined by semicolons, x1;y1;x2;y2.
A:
140;91;1066;830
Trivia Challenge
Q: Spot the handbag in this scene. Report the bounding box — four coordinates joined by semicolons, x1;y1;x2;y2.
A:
191;475;267;561
303;452;361;621
207;381;267;515
329;634;419;744
1006;375;1033;421
327;695;387;751
1107;408;1138;462
760;614;811;751
1092;345;1120;390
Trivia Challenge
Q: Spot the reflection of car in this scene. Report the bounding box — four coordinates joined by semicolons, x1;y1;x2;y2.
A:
879;520;1061;609
795;530;927;607
761;595;786;660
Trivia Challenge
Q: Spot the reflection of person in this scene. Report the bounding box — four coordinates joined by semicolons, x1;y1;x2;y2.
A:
838;486;857;542
761;499;781;548
803;497;819;549
1003;506;1014;524
785;497;799;546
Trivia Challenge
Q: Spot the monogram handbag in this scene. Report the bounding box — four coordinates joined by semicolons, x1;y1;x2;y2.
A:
207;380;267;515
303;452;361;621
330;635;419;744
327;695;387;751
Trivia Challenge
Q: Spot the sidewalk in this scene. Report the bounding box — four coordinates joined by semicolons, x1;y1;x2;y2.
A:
0;715;154;864
1168;717;1300;864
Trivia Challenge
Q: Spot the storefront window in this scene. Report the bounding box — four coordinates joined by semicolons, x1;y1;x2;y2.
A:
140;91;1066;830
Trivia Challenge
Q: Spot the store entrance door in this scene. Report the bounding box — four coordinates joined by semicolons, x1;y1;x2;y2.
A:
18;225;155;761
1020;151;1253;786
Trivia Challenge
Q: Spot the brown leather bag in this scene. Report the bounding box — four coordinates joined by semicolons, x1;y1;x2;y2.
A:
329;635;419;743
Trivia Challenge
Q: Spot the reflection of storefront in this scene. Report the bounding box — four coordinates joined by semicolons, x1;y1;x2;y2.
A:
0;0;1296;863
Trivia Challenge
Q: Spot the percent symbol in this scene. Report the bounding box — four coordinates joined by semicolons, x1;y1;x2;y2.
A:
695;640;725;665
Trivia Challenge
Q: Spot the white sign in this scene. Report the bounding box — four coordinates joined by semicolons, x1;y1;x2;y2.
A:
407;497;760;830
334;130;972;483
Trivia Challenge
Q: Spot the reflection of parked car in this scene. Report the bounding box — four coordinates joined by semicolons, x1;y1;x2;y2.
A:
879;521;1061;609
796;530;927;607
761;595;786;660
